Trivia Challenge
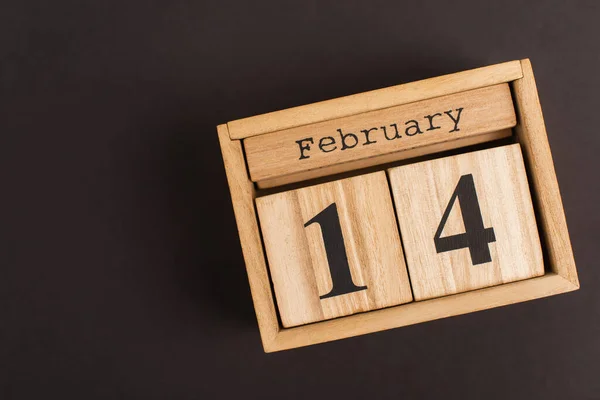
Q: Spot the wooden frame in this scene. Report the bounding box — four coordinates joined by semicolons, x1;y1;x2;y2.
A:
218;59;579;352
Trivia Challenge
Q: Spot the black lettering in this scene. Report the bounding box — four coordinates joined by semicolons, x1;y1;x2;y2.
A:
337;129;359;150
425;113;442;131
360;127;378;145
319;136;337;152
404;120;423;136
382;123;401;140
445;108;464;132
296;138;314;160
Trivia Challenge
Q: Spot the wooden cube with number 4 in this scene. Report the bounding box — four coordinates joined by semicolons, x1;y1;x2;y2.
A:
388;144;544;301
256;171;413;328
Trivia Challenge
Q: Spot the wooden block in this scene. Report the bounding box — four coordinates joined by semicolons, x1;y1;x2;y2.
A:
217;125;279;349
256;172;413;327
256;128;512;189
228;60;523;139
245;84;515;188
388;144;544;301
272;273;574;351
219;59;578;352
513;59;579;286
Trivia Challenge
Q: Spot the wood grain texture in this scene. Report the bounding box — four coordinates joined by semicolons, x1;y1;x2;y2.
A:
513;59;579;286
272;273;576;352
245;84;515;188
228;60;523;139
256;172;412;327
388;144;544;300
217;125;280;350
217;59;579;352
256;128;512;189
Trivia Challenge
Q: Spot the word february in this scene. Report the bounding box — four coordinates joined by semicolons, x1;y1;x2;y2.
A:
243;83;516;188
296;108;463;160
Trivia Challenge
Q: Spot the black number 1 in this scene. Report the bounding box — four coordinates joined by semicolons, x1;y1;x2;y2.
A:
304;203;367;299
434;174;496;265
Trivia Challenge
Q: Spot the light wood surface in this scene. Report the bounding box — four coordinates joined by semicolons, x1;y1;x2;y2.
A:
256;128;511;189
217;59;579;352
217;125;279;349
256;172;413;327
388;144;544;300
245;84;515;188
513;59;579;286
272;273;575;351
228;60;523;139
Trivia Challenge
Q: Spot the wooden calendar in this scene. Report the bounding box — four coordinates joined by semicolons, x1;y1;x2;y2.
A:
218;59;579;352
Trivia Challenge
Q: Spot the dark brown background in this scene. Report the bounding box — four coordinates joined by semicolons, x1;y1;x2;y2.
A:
1;1;599;399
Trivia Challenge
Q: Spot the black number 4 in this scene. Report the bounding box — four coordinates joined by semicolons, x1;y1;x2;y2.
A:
434;174;496;265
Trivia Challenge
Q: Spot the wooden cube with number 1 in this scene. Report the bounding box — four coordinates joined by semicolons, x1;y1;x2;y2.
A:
388;144;544;300
256;171;413;327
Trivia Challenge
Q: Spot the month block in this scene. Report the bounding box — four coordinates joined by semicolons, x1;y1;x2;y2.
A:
256;171;413;327
388;144;544;301
245;83;515;188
